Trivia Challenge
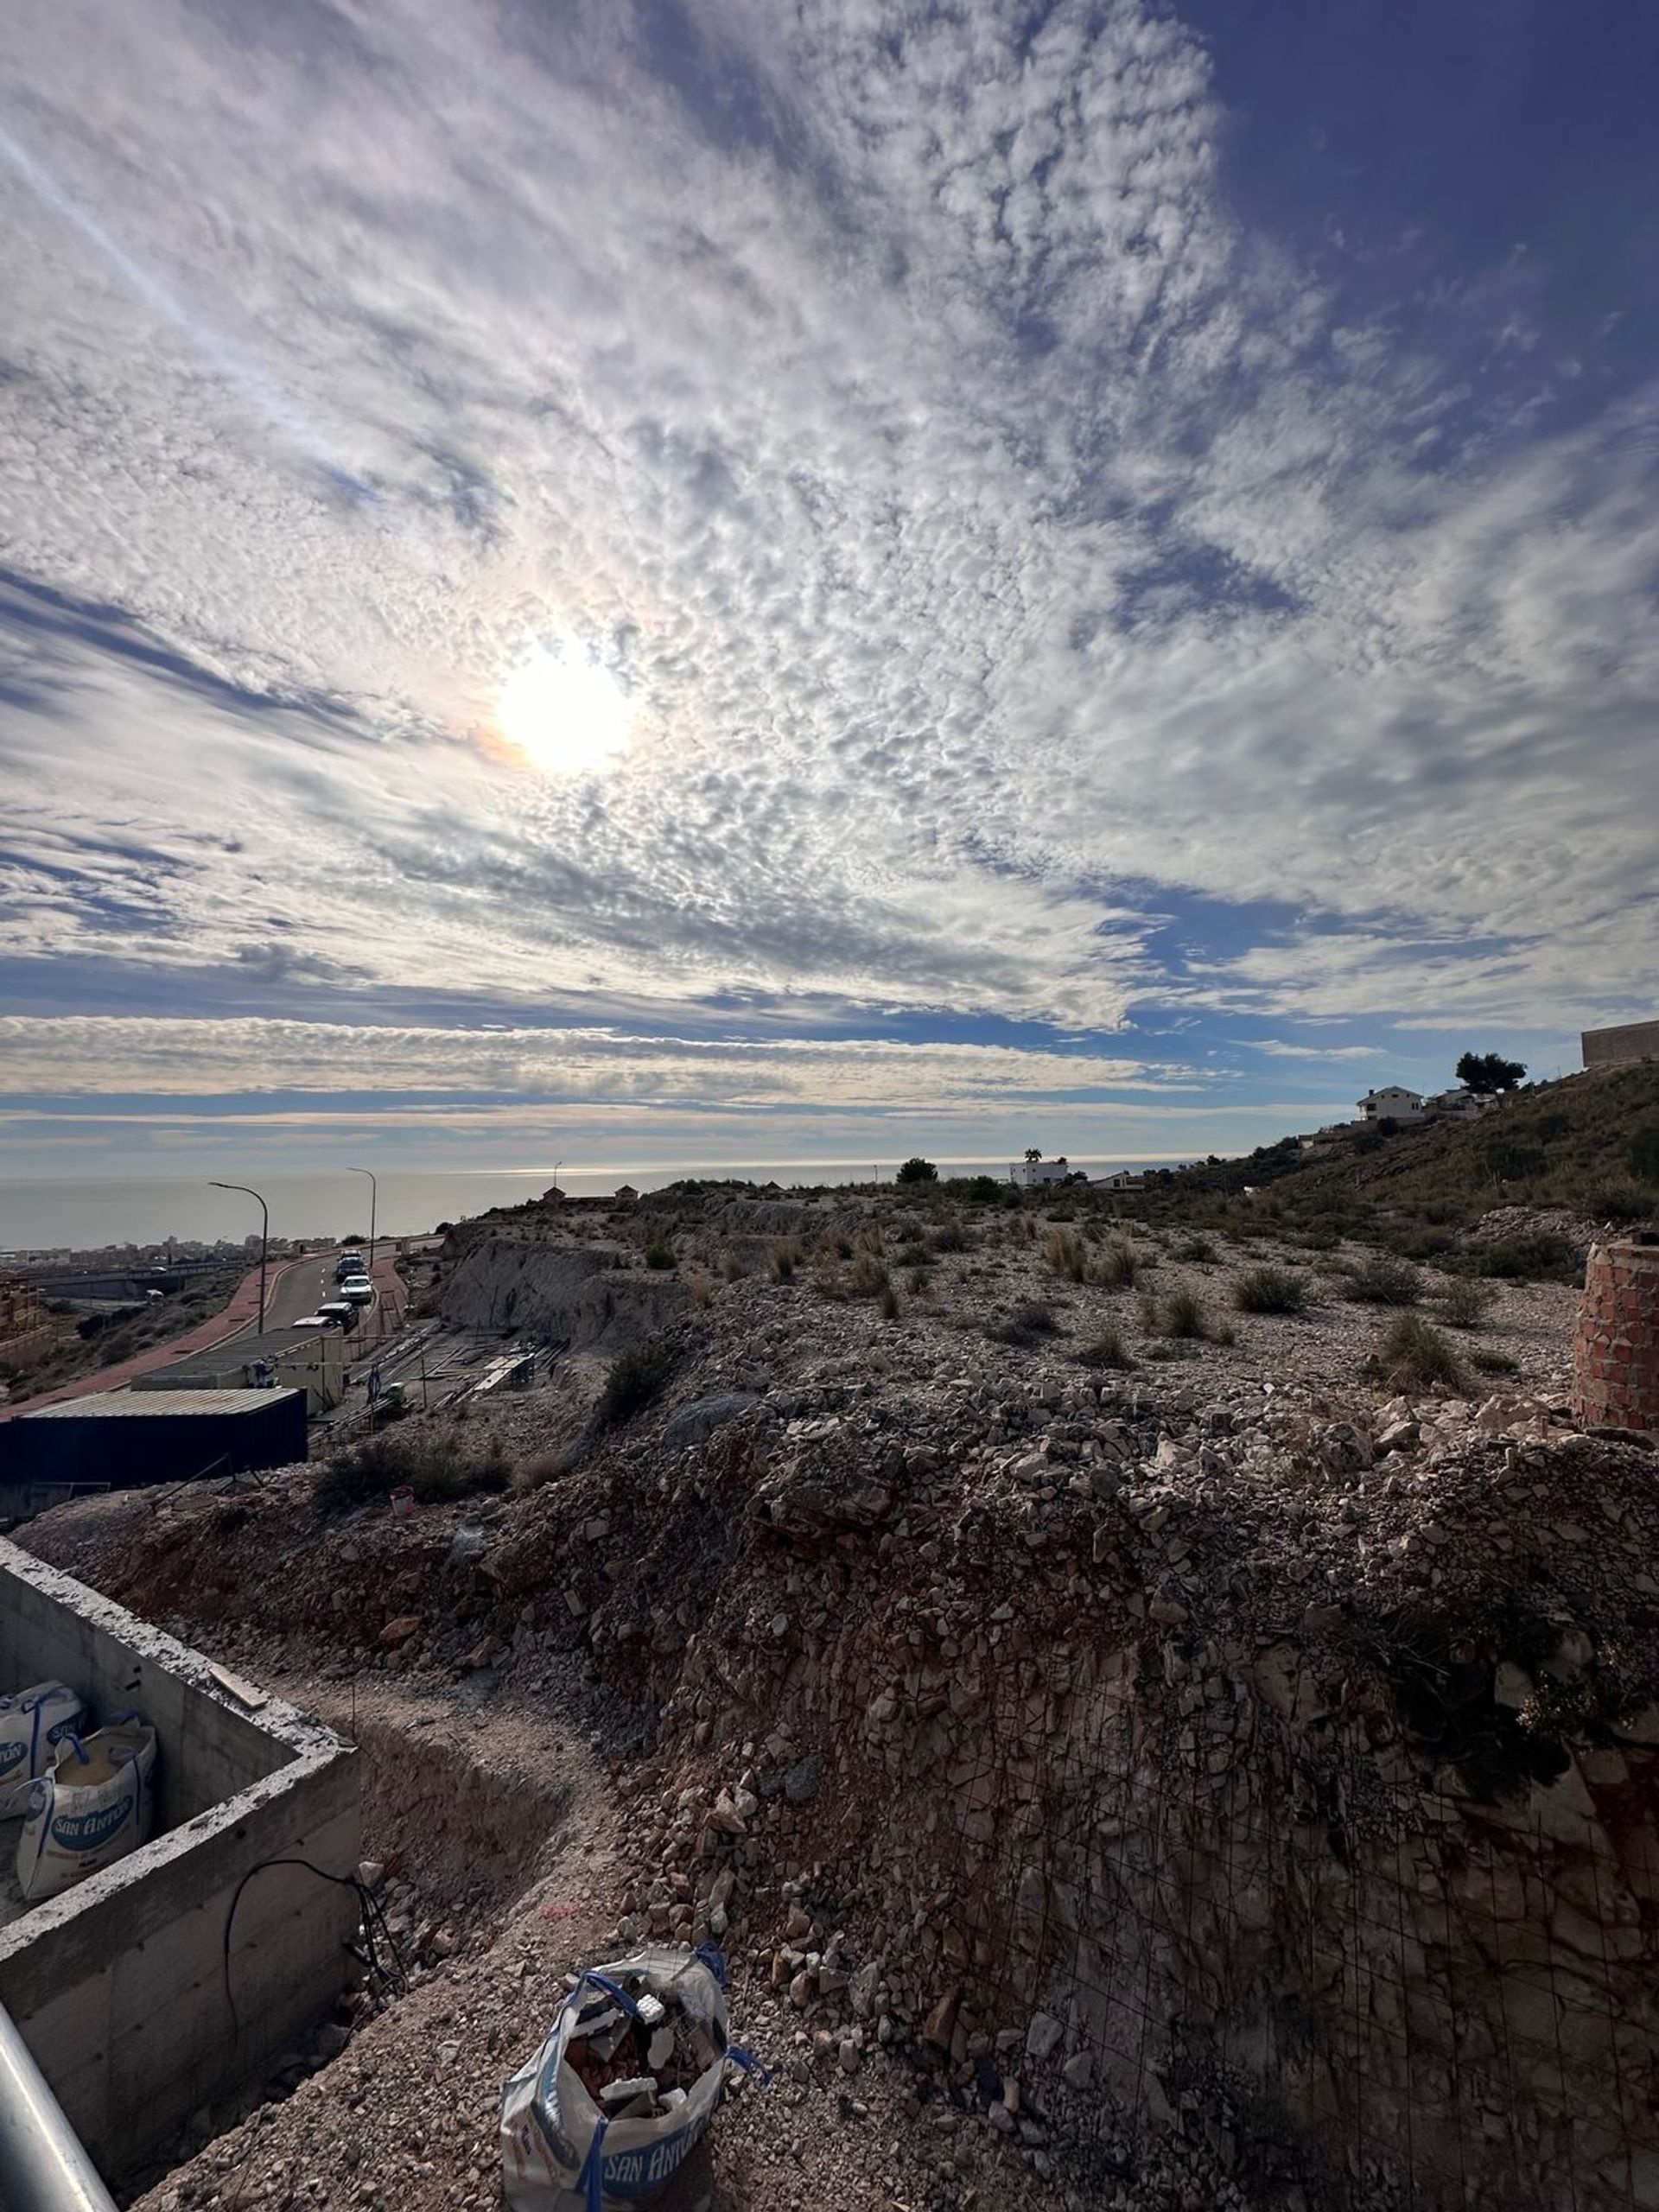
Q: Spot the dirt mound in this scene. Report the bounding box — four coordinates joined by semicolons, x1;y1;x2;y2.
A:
438;1239;691;1348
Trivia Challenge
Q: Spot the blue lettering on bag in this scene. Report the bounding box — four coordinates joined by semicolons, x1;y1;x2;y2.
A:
0;1740;26;1775
50;1801;132;1853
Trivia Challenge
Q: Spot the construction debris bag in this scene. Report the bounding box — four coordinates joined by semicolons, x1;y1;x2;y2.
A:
0;1681;84;1818
501;1945;756;2211
16;1715;157;1901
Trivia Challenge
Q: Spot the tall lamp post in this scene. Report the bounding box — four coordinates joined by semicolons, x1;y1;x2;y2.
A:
209;1181;269;1335
345;1166;378;1341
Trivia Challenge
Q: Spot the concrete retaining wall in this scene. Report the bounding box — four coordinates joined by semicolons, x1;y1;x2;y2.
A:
0;1540;359;2186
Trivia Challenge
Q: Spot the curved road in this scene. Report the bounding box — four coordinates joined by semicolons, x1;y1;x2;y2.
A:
0;1248;406;1418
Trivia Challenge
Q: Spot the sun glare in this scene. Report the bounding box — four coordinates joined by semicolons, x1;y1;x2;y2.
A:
498;647;632;775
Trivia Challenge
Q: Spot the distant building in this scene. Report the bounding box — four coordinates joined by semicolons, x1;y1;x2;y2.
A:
1096;1170;1145;1191
542;1185;565;1207
1424;1086;1488;1117
131;1325;344;1414
1583;1020;1659;1069
613;1185;640;1205
1010;1157;1077;1187
1357;1086;1426;1125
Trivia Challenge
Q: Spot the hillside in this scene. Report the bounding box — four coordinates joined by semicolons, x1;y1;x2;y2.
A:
1118;1060;1659;1268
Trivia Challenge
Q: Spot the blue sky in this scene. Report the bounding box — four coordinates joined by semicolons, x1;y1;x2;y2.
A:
1;0;1655;1187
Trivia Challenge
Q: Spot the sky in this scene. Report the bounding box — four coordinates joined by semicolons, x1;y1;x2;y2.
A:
2;0;1656;1198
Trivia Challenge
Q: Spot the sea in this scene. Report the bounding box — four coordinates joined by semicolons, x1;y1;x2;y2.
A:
0;1160;1168;1255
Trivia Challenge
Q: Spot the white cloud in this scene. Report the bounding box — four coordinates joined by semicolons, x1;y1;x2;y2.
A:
0;0;1654;1089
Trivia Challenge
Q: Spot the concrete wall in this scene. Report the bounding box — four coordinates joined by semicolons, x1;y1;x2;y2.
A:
0;1541;359;2186
1583;1020;1659;1068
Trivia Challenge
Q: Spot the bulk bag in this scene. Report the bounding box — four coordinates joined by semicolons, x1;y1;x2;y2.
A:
16;1715;157;1901
0;1682;84;1817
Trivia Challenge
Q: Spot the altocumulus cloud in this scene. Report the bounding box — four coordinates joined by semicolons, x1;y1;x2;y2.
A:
0;0;1656;1164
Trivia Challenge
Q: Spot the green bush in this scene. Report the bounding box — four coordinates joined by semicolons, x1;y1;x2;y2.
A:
1435;1280;1491;1331
990;1300;1058;1347
644;1240;677;1270
1144;1284;1207;1340
896;1157;938;1184
1233;1267;1310;1315
314;1430;507;1516
1378;1313;1462;1390
1347;1255;1422;1306
1582;1183;1656;1224
1076;1327;1134;1370
928;1222;970;1255
1468;1236;1579;1283
1173;1235;1216;1264
597;1340;677;1426
1471;1348;1521;1376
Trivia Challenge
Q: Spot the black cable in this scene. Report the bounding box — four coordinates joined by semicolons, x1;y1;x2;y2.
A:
222;1855;406;2047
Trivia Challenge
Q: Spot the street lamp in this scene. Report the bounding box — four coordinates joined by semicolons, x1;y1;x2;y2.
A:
209;1182;269;1335
345;1167;378;1341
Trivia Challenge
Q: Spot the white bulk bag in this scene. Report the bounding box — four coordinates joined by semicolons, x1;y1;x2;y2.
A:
501;1947;755;2212
0;1682;84;1818
16;1715;157;1901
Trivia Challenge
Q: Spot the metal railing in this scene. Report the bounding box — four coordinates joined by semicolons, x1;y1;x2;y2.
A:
0;2000;118;2212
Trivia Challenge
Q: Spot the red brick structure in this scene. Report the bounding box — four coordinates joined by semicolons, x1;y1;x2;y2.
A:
1573;1232;1659;1436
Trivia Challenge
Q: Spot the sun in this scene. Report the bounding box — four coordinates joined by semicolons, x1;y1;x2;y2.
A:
498;647;632;775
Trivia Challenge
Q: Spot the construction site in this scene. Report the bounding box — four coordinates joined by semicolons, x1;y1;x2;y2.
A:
3;1161;1659;2212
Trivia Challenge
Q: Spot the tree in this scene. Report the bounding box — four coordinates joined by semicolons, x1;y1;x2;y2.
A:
1024;1147;1042;1163
1456;1051;1527;1096
896;1156;938;1185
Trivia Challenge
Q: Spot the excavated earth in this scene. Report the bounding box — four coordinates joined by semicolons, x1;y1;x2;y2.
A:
20;1197;1659;2212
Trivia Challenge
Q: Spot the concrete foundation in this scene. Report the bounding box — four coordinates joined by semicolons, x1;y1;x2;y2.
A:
0;1539;359;2188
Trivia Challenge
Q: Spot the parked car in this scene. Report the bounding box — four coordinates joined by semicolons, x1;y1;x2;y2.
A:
290;1315;334;1331
335;1252;366;1281
316;1300;357;1329
340;1276;374;1306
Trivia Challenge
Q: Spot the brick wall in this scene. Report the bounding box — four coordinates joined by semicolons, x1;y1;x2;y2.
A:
1573;1235;1659;1436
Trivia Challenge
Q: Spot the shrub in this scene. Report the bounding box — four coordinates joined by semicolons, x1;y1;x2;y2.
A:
769;1238;802;1282
597;1339;676;1426
1378;1313;1463;1391
1347;1255;1422;1306
643;1240;677;1270
896;1157;938;1184
1583;1183;1656;1224
314;1430;507;1516
1471;1348;1521;1376
1090;1240;1141;1291
1435;1280;1490;1332
1232;1267;1309;1315
1173;1235;1216;1264
1144;1284;1207;1340
906;1265;930;1294
1044;1228;1088;1282
849;1250;890;1297
1076;1327;1134;1370
1469;1235;1579;1283
879;1283;900;1320
928;1221;970;1255
722;1251;747;1281
990;1300;1058;1347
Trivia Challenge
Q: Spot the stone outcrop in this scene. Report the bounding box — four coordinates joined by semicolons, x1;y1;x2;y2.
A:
437;1239;690;1350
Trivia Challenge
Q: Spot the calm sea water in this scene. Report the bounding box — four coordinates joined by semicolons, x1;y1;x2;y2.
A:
0;1160;1161;1254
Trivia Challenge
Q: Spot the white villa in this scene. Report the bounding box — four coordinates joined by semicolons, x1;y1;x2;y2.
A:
1010;1157;1077;1187
1357;1086;1427;1124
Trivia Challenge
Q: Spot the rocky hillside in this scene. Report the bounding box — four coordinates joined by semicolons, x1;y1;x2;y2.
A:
22;1193;1659;2210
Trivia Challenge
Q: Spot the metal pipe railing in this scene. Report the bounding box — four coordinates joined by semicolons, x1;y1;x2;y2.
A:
0;2000;118;2212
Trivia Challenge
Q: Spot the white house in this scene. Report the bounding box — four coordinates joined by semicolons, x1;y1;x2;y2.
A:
1357;1086;1426;1124
1096;1170;1145;1191
1010;1157;1076;1187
